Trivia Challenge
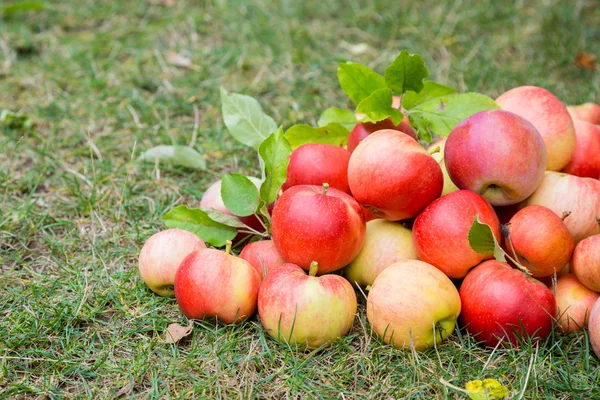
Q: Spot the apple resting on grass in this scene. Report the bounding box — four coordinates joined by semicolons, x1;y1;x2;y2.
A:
562;120;600;179
553;274;599;333
366;260;461;351
271;184;366;274
239;240;286;280
444;109;547;206
588;298;600;359
496;85;576;171
459;260;556;347
138;228;206;296
571;234;600;292
567;102;600;125
412;190;501;279
347;117;417;152
427;138;459;196
348;129;443;221
258;262;357;349
174;242;260;324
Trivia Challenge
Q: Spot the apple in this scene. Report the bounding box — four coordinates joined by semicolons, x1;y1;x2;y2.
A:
239;240;286;280
459;260;556;347
504;205;574;277
347;117;417;152
522;172;600;243
282;144;351;194
571;234;600;292
427;138;459;196
271;184;366;274
562;120;600;179
366;260;461;350
412;190;501;279
174;242;260;324
553;274;599;333
258;262;357;349
348;129;443;221
567;102;600;125
444;109;547;206
344;219;418;288
138;228;206;297
588;298;600;358
496;86;576;171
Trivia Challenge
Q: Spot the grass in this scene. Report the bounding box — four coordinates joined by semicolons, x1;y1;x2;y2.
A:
1;0;599;398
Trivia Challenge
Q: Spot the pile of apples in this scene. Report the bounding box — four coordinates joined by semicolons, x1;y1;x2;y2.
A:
139;86;600;354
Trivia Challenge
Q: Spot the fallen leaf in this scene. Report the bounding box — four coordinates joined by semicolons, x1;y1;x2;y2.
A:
340;41;370;55
574;52;597;71
164;320;193;344
465;379;509;400
166;51;201;71
116;382;133;397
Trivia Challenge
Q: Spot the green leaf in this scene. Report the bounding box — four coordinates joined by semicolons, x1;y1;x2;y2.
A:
0;109;33;130
221;173;260;217
3;1;43;18
402;81;457;110
356;88;404;125
318;108;357;131
220;87;278;149
337;62;387;105
163;206;237;247
384;50;429;94
202;208;248;229
285;123;349;149
138;145;206;170
259;127;292;205
468;215;506;262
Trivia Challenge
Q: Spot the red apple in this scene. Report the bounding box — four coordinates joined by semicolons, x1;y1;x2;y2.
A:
258;262;357;349
271;184;366;274
348;129;443;221
347;117;417;152
412;190;501;279
444;109;547;206
459;260;556;347
588;298;600;358
174;242;260;324
571;234;600;291
567;102;600;125
138;228;206;296
428;138;459;196
239;240;286;280
562;120;600;179
553;274;600;333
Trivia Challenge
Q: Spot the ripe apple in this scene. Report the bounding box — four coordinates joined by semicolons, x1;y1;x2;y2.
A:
504;205;574;277
344;219;418;288
444;109;547;206
412;190;501;279
366;260;461;350
138;228;206;296
239;240;286;280
347;117;417;152
271;184;366;274
571;234;600;291
348;129;443;221
459;260;556;347
588;298;600;358
258;262;357;349
282;143;352;194
428;138;459;196
567;102;600;125
174;242;260;324
562;120;600;179
553;274;600;333
496;86;576;171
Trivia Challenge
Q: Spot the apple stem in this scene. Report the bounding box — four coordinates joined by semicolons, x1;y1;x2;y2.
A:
309;261;319;276
225;240;232;255
322;183;329;196
428;146;441;156
561;211;572;221
365;285;372;292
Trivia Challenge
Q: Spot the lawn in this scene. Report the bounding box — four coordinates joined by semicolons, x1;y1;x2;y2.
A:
1;0;600;398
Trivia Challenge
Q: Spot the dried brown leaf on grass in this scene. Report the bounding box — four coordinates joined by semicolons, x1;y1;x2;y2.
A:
165;320;194;343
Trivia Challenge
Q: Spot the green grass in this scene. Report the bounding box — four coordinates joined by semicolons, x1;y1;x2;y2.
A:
1;0;599;398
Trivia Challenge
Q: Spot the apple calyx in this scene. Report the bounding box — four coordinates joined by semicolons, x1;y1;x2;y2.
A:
561;211;572;221
309;261;319;276
321;182;329;196
225;240;232;255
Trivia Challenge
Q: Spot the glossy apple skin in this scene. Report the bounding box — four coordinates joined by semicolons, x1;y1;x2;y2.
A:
344;219;418;288
413;190;501;279
367;260;461;350
347;117;417;152
553;274;600;333
522;172;600;243
258;263;357;349
459;260;556;347
271;185;366;274
348;129;443;221
505;205;574;277
567;103;600;125
428;138;459;196
174;249;260;324
588;298;600;358
571;235;600;291
138;228;206;297
239;240;286;281
562;120;600;179
445;109;547;206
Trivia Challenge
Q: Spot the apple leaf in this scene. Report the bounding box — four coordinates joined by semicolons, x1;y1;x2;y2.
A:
337;62;387;106
285;123;349;149
220;87;278;150
221;173;260;217
202;208;248;229
162;205;238;247
465;379;510;400
138;145;206;170
468;215;506;262
259;127;291;205
384;50;429;94
356;88;404;125
402;81;457;110
318;107;357;131
164;321;194;344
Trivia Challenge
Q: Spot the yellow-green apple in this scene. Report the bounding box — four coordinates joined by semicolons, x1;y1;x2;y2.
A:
562;120;600;179
505;205;574;277
258;262;357;349
522;172;600;243
138;228;206;296
366;260;461;350
412;190;501;279
571;234;600;291
239;240;286;280
444;109;547;206
459;260;556;347
174;242;260;324
588;298;600;358
427;138;459;196
348;129;443;221
344;219;418;288
496;86;575;171
567;102;600;125
271;184;366;274
347;117;417;152
553;274;600;333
